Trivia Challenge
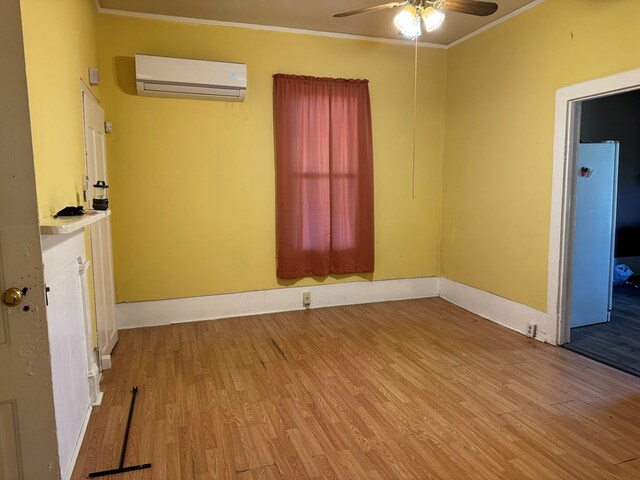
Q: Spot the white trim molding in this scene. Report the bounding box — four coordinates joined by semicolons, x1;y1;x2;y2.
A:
64;405;92;480
77;259;103;405
97;2;545;50
117;276;551;345
440;278;547;342
100;355;112;370
548;68;640;345
98;8;445;49
117;277;440;329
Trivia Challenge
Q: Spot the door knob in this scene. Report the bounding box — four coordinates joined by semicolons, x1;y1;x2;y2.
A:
2;288;23;307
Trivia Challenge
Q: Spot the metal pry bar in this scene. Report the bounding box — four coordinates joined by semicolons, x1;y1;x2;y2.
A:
88;386;152;478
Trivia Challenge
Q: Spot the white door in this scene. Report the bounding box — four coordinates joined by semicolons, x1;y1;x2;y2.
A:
83;92;118;365
0;0;60;477
570;142;619;328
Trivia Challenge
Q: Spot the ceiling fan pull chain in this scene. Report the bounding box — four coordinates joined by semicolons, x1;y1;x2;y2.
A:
412;35;418;200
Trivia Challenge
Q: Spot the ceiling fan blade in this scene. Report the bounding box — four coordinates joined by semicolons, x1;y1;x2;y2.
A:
333;1;408;18
442;0;498;17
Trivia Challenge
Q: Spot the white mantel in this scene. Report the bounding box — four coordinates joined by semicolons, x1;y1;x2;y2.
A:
40;209;110;235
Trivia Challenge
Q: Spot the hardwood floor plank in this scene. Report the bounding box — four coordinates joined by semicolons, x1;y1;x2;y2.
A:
72;298;640;479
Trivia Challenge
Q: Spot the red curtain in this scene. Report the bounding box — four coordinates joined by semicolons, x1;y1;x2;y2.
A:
274;74;374;279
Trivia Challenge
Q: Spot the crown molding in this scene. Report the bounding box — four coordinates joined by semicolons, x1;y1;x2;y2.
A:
97;8;447;49
95;2;545;50
447;0;545;48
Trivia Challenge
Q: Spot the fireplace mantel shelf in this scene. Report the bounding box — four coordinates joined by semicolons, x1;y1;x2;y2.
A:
40;210;110;235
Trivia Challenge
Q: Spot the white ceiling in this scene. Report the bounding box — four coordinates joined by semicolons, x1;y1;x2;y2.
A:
97;0;540;46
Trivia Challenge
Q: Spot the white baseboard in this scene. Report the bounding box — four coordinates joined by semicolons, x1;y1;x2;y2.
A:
116;277;441;329
87;365;102;406
64;404;92;480
116;276;549;344
92;391;104;407
439;278;548;342
100;355;112;370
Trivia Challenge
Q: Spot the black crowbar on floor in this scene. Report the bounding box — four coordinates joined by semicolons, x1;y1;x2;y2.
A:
88;386;152;478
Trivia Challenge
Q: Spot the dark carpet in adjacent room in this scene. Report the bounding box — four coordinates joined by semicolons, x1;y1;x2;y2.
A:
565;280;640;377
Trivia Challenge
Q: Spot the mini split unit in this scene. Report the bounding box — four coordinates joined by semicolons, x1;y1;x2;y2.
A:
135;54;247;102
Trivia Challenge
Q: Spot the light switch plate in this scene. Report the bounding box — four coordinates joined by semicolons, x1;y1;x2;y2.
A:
89;68;100;86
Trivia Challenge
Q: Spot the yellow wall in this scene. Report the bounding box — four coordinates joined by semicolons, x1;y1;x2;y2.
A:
442;0;640;312
97;15;447;303
21;0;101;343
21;0;101;217
23;0;640;313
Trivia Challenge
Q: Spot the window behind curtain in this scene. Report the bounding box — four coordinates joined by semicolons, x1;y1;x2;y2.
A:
274;74;374;279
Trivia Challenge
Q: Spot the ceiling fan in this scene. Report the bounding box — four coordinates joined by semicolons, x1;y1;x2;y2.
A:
334;0;499;38
333;1;499;195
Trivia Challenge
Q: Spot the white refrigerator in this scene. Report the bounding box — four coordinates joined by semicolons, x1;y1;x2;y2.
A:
570;142;619;328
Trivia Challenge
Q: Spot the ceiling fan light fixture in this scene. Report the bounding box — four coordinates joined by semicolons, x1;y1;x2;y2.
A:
422;6;445;32
394;7;421;39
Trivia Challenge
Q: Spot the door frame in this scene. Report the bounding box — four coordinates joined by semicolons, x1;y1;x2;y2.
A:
547;68;640;346
82;88;118;367
79;81;101;382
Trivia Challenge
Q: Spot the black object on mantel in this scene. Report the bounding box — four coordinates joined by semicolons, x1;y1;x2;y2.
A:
53;206;84;218
88;387;152;478
92;180;109;211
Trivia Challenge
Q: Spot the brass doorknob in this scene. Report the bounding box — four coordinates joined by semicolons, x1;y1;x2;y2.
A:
2;288;23;307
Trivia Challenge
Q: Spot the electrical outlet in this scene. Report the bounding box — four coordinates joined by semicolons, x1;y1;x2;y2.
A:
303;291;311;308
526;322;537;338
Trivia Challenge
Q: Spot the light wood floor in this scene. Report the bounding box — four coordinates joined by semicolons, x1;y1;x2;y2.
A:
72;298;640;479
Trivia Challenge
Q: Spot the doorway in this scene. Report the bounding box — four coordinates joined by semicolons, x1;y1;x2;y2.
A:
548;69;640;349
82;90;118;368
563;91;640;376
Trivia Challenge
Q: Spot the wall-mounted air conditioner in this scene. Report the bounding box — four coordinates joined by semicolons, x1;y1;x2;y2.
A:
135;54;247;102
